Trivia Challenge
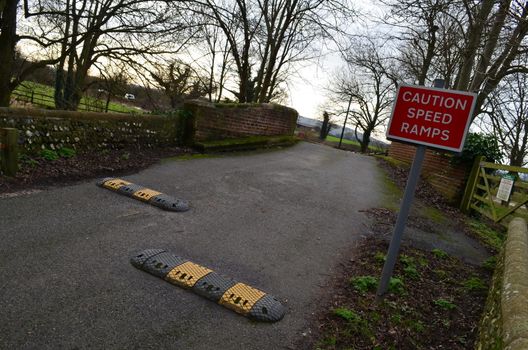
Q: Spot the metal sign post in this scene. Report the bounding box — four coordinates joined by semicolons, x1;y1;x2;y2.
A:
376;144;426;296
376;79;473;297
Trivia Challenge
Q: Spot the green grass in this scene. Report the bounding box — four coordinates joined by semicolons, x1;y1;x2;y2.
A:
420;206;447;224
466;219;505;251
333;308;361;322
403;265;420;279
12;81;140;113
195;135;298;152
432;248;449;259
350;276;378;293
14;81;55;108
374;251;386;264
40;147;76;160
463;276;487;293
482;256;497;271
380;174;403;211
325;135;360;145
388;277;406;294
433;299;457;310
325;135;381;151
200;135;297;147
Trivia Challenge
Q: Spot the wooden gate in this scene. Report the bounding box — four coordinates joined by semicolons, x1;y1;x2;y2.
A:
461;156;528;224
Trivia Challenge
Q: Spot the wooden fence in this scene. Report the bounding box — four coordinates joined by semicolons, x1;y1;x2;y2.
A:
12;87;127;114
461;156;528;225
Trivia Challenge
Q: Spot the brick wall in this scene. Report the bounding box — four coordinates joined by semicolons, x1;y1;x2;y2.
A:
389;141;471;203
184;100;298;142
0;107;182;155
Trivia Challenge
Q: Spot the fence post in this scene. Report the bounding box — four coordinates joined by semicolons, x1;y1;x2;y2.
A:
460;155;485;213
0;128;19;177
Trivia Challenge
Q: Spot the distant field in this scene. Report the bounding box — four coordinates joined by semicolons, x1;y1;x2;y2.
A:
325;135;384;151
12;81;142;114
325;135;360;145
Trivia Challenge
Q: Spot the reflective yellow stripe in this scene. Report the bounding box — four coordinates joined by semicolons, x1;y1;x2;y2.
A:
165;261;212;288
103;178;131;190
219;283;266;315
132;188;162;201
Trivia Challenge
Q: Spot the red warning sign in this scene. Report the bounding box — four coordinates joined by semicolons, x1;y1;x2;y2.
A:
386;84;477;152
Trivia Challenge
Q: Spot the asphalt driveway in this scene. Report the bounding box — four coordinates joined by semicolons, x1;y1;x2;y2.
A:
0;142;382;349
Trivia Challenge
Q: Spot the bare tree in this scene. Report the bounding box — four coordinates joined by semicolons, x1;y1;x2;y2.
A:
150;61;211;109
478;67;528;166
319;111;332;140
0;0;18;106
94;64;129;113
0;0;66;106
327;44;395;153
4;0;190;111
184;20;234;103
187;0;355;103
383;0;528;119
381;0;453;85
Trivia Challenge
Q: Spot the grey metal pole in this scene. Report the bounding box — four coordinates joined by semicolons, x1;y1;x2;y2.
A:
376;78;446;297
338;95;353;149
376;145;426;296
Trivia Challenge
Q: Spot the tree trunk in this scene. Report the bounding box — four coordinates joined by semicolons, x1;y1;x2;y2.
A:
105;93;111;112
456;0;495;90
320;112;330;140
418;22;437;86
0;0;19;107
360;130;371;153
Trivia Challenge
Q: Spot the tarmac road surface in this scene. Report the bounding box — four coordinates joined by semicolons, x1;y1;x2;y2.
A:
0;142;382;349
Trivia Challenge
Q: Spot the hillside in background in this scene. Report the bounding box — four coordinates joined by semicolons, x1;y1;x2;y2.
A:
297;116;389;148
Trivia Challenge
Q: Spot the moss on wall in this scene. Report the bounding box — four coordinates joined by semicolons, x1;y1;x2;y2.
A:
476;248;504;350
0;107;182;155
476;218;528;350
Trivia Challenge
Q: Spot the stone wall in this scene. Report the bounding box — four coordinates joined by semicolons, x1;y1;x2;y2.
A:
388;141;471;204
0;107;183;155
0;102;299;157
501;218;528;349
477;218;528;350
183;100;298;142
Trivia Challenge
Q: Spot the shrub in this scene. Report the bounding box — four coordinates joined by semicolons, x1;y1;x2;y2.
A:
408;320;425;333
463;277;487;293
58;147;76;158
403;265;420;279
333;307;361;322
374;251;386;264
41;149;59;161
452;132;502;164
482;256;497;271
388;277;405;294
432;248;449;259
399;254;415;267
350;276;378;293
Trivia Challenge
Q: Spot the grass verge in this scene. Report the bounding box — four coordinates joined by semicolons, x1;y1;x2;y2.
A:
302;238;490;350
12;81;140;113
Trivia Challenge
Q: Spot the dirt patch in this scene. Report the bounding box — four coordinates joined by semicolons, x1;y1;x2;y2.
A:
0;146;192;194
298;237;490;349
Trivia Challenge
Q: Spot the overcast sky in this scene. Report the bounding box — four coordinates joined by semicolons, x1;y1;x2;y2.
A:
286;1;387;119
286;0;389;139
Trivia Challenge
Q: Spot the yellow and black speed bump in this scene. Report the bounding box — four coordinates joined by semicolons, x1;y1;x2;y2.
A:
131;249;286;322
97;177;189;212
